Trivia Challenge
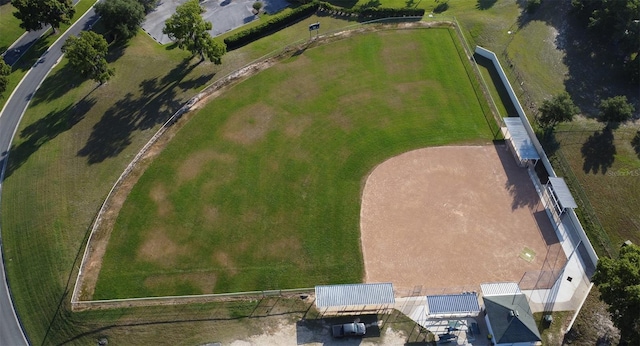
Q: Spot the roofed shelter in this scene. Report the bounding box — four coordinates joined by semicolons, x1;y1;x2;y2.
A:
545;177;577;214
426;292;481;317
503;117;540;168
482;283;542;346
315;283;395;316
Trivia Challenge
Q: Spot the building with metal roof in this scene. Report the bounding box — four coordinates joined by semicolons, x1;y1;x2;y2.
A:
315;283;395;314
503;117;540;167
426;292;481;317
483;293;542;345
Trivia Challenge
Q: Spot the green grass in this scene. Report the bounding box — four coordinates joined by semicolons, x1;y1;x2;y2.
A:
1;29;222;344
93;28;493;299
0;0;97;105
2;0;634;343
0;2;24;54
534;310;573;345
552;120;640;255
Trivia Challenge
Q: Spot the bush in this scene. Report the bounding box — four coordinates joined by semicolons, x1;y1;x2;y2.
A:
224;2;320;50
253;1;263;11
224;1;425;50
526;0;541;13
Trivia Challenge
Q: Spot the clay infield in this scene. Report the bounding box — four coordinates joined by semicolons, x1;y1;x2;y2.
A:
360;144;566;292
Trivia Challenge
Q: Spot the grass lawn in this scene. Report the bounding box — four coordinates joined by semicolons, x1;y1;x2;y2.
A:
2;0;633;343
0;0;97;106
1;29;222;344
93;28;493;299
0;2;24;54
552;119;640;256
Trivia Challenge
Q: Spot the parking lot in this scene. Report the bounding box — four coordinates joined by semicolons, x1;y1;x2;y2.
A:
141;0;290;44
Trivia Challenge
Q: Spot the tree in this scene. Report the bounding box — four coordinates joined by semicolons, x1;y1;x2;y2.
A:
0;58;11;96
598;95;635;125
95;0;145;42
592;243;640;345
537;92;579;129
571;0;640;83
162;0;226;64
138;0;159;13
62;31;114;84
12;0;75;33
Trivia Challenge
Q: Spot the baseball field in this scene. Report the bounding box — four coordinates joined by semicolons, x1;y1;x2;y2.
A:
90;27;497;299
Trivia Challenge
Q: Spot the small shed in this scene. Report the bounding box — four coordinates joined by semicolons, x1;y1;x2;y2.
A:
315;283;395;315
482;283;541;346
503;117;540;168
426;292;481;317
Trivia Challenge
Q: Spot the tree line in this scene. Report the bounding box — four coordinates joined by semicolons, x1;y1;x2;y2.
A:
7;0;226;86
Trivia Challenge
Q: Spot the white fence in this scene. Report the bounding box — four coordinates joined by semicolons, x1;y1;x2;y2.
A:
474;46;598;271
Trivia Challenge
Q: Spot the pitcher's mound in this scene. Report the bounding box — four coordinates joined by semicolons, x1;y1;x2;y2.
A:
359;145;565;292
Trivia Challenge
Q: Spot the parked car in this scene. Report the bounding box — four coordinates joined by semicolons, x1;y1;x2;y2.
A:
332;322;366;338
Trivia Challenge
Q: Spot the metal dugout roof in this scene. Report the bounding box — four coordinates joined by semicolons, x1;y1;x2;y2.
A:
548;177;578;209
315;283;395;308
426;293;480;315
481;282;522;297
503;117;540;160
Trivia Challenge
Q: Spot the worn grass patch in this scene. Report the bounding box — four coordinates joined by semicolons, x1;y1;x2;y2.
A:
94;28;494;299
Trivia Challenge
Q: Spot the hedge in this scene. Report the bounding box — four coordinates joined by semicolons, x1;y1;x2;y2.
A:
224;3;320;50
223;1;425;50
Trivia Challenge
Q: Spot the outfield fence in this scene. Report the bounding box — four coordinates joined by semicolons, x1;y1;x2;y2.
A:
72;288;314;311
550;148;616;258
473;46;600;331
71;18;476;311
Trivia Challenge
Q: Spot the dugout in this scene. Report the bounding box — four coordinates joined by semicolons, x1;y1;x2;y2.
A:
502;117;540;168
426;292;481;318
315;283;395;316
544;177;577;216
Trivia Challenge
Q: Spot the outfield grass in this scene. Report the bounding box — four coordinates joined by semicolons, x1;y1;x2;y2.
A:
2;0;634;343
93;28;493;299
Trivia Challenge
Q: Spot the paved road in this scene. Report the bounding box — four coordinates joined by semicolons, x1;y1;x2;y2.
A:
1;0;82;66
1;29;48;67
0;8;101;346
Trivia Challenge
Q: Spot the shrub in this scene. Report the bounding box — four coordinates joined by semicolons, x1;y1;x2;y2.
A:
526;0;541;13
224;3;320;50
224;1;425;50
434;0;449;13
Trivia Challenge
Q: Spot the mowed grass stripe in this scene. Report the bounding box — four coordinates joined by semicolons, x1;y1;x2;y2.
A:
94;28;493;299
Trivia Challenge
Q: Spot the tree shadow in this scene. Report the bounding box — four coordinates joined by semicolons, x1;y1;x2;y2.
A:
631;131;640;159
361;0;381;9
581;127;616;174
29;62;86;106
538;127;560;157
476;0;497;10
494;143;540;210
3;96;96;178
404;0;420;8
511;0;639;117
77;59;210;164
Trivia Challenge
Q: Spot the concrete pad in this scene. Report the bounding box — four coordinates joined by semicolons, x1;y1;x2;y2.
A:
141;0;290;45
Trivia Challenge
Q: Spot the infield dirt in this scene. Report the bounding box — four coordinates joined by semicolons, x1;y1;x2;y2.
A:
360;144;566;292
